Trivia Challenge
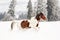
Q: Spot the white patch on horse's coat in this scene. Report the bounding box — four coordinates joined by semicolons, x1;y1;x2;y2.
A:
29;17;38;28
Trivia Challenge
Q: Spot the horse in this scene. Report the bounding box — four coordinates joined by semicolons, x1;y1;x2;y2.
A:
11;12;46;30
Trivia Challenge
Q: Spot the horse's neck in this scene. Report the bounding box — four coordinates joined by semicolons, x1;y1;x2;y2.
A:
30;17;38;23
30;17;35;20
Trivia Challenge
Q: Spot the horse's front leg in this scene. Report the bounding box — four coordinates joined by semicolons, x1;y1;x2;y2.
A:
34;23;40;31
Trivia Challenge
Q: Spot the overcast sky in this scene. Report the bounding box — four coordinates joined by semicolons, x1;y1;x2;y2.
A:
0;0;37;12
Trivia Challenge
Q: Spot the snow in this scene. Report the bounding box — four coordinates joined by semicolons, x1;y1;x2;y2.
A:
0;21;60;40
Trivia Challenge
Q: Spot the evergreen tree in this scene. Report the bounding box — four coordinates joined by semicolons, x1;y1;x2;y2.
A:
33;2;37;16
1;0;16;21
47;0;60;21
8;0;16;17
27;0;32;19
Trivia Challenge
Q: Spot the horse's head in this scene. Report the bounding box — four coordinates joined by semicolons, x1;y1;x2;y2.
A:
40;12;46;20
35;12;46;21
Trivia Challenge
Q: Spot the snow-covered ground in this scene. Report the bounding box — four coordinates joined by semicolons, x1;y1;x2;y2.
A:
0;21;60;40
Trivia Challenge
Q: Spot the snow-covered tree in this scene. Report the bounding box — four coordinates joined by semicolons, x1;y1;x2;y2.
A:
1;0;16;21
47;0;60;21
27;0;32;19
33;2;38;16
8;0;16;17
47;0;53;21
0;12;5;20
18;13;27;20
37;0;48;20
1;14;14;21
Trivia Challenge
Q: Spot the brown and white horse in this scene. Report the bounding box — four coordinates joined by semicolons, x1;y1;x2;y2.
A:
11;12;46;30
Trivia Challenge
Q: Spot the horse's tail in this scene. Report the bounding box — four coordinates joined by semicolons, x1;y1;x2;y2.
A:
11;21;16;30
11;22;14;30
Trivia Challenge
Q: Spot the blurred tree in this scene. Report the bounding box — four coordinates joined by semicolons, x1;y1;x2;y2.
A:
27;0;32;19
8;0;16;17
47;0;60;21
